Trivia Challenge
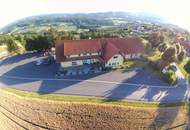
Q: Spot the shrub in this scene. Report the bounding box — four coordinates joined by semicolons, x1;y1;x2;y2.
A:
163;70;177;85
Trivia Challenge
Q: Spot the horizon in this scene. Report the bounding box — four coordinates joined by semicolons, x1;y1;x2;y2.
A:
0;0;190;30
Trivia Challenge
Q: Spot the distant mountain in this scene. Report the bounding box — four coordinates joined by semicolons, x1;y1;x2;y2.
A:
0;12;176;34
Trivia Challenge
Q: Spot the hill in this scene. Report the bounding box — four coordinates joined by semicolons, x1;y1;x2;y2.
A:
0;12;170;35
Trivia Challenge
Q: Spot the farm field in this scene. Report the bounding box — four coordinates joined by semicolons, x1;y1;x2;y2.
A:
0;88;188;130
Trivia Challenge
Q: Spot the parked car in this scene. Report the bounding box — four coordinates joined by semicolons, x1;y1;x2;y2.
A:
43;59;51;65
35;59;43;66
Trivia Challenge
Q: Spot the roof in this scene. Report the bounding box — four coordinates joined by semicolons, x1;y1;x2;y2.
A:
55;37;144;62
105;38;145;55
102;40;120;62
63;39;102;55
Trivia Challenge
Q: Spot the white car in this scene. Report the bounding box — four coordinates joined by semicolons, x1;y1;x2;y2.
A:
35;59;43;66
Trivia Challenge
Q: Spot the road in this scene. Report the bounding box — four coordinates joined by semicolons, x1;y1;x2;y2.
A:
0;53;189;103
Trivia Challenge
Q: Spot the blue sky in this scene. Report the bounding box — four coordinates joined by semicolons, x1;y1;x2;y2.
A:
0;0;190;30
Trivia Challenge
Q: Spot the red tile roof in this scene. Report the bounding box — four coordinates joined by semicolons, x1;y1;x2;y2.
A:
106;38;145;55
63;39;102;55
101;40;120;62
55;37;144;62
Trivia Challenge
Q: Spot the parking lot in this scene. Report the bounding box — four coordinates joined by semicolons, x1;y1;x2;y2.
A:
0;53;189;102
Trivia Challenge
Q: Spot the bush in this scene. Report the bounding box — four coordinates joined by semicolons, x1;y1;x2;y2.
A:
163;70;177;85
184;60;190;73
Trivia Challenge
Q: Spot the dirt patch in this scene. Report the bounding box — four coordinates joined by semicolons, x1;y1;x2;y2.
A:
0;90;187;130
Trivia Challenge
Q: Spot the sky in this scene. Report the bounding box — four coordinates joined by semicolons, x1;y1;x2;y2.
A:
0;0;190;30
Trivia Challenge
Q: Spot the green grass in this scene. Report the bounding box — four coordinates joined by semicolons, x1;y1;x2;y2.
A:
147;50;161;62
0;88;187;108
177;57;190;78
141;38;150;46
121;60;145;69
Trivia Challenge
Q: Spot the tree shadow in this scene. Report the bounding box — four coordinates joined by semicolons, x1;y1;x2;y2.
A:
105;68;169;100
0;52;42;66
0;57;109;95
148;84;188;129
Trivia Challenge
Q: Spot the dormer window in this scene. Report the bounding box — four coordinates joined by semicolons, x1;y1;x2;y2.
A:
113;56;118;59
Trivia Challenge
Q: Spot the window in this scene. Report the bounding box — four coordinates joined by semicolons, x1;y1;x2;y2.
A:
71;61;77;66
113;56;118;59
66;55;70;58
112;63;116;66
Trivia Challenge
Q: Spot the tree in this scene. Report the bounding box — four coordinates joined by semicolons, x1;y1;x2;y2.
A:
6;36;19;53
148;32;164;48
44;27;57;47
25;35;51;52
158;43;168;52
177;50;185;61
184;60;190;73
16;34;25;46
175;43;181;54
161;47;177;63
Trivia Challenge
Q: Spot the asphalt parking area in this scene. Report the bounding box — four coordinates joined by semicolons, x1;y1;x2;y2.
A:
0;53;189;102
0;53;168;87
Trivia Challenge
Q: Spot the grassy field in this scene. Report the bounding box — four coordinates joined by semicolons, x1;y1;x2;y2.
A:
2;88;186;108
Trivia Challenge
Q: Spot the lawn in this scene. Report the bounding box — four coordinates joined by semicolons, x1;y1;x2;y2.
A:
147;50;161;62
121;60;146;69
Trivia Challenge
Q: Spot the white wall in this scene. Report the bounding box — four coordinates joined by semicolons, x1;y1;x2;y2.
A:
125;54;131;59
125;53;141;59
61;60;83;68
105;54;124;68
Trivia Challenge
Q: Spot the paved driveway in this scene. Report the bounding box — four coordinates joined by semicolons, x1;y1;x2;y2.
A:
0;53;189;103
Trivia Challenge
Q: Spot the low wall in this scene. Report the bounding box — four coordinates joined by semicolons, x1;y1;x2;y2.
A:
0;90;187;130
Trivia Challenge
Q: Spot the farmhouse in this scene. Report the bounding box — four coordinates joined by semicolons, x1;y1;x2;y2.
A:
55;37;145;68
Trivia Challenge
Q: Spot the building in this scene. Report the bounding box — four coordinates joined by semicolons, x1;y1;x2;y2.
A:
55;37;145;68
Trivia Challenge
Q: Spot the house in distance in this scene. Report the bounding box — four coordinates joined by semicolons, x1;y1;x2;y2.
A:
55;37;145;68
